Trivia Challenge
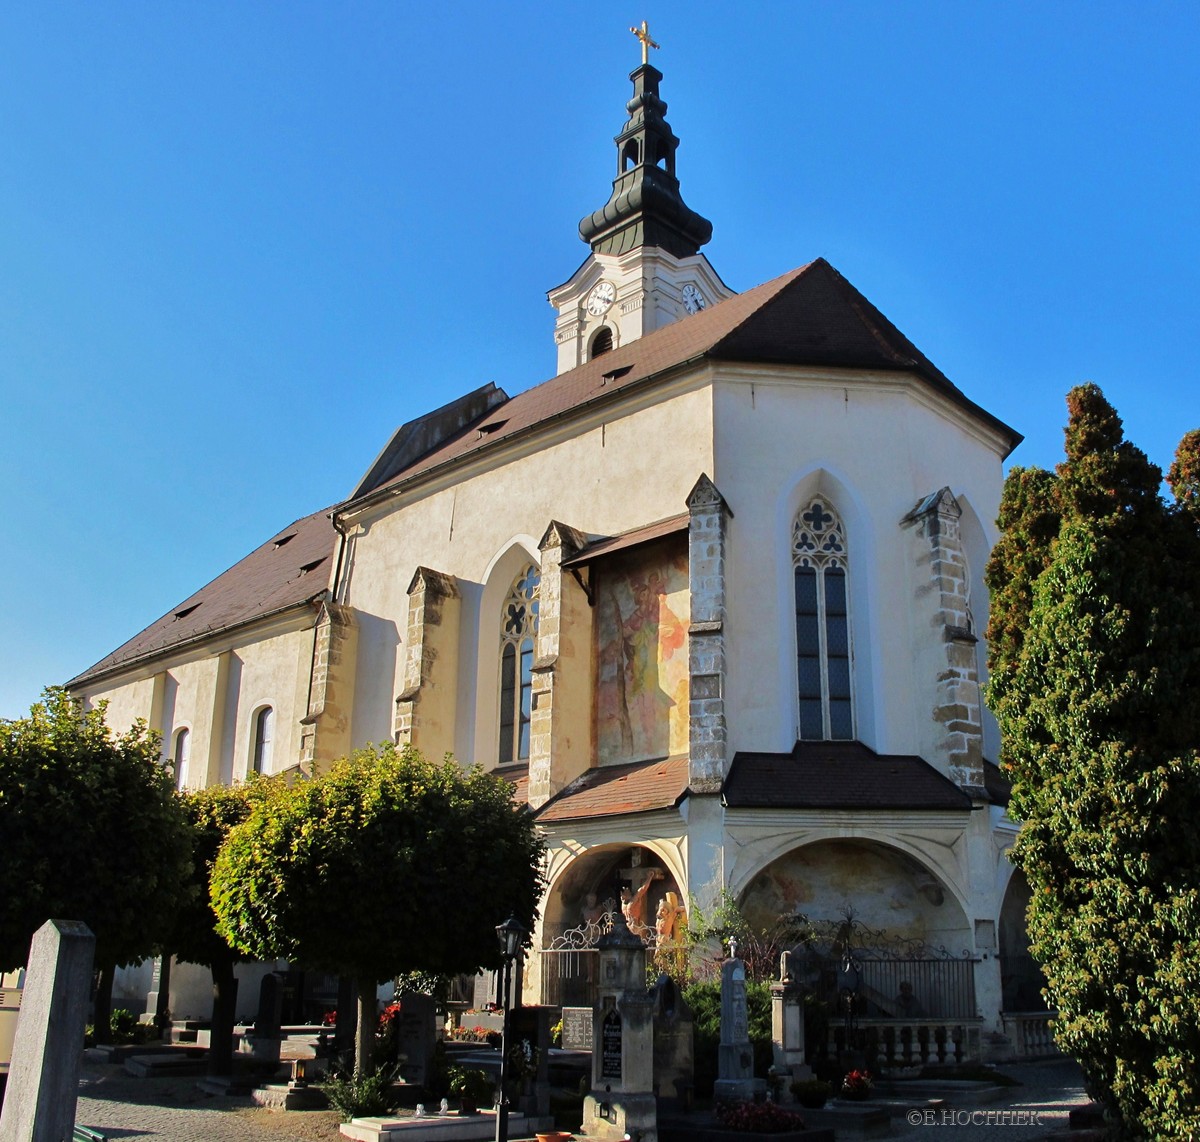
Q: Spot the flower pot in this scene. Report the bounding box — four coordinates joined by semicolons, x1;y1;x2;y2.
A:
536;1133;573;1142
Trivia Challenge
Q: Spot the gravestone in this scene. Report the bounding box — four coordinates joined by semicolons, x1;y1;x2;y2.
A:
240;972;282;1063
509;1005;553;1116
561;1005;593;1051
652;973;694;1112
771;952;810;1096
395;992;436;1087
580;910;657;1142
0;919;95;1142
713;947;766;1103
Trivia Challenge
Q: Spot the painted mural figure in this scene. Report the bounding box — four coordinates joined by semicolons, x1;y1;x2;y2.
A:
596;546;689;764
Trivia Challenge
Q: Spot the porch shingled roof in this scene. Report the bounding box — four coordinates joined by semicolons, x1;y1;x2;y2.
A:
723;741;972;811
535;756;689;822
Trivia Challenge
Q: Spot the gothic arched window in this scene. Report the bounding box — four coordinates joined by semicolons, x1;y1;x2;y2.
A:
252;706;274;774
499;565;540;765
792;499;854;740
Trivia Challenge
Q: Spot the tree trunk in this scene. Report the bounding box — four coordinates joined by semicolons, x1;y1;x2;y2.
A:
335;976;357;1072
355;976;376;1078
92;962;115;1045
208;956;239;1077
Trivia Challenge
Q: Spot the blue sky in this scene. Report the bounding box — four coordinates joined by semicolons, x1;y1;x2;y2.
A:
2;1;1197;719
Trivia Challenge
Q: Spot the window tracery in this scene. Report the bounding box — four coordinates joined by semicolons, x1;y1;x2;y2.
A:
792;499;853;740
499;564;539;764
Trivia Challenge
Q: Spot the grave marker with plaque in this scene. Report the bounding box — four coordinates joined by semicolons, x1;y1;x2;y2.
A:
561;1005;594;1051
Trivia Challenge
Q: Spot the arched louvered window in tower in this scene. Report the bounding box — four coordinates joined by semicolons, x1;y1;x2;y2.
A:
499;565;540;765
589;326;614;359
792;499;854;741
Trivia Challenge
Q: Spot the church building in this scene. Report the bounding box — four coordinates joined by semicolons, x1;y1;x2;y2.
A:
69;39;1042;1054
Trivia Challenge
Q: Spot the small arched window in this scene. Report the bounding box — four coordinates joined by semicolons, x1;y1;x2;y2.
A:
590;326;614;359
792;499;854;740
252;706;274;774
172;727;190;790
622;139;639;171
499;565;539;765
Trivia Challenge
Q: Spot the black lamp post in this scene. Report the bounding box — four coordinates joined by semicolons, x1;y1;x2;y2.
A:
494;914;526;1142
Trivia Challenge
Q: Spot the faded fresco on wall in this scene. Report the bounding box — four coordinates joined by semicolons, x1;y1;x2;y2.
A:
738;840;968;948
595;540;689;765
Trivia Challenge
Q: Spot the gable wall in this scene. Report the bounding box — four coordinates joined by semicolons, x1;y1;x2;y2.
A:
711;368;1005;770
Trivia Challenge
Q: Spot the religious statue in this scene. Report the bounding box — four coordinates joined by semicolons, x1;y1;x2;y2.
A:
580;891;604;939
620;868;663;931
655;890;685;945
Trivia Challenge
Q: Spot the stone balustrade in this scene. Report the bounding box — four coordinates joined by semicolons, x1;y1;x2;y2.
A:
828;1018;984;1067
1001;1011;1059;1058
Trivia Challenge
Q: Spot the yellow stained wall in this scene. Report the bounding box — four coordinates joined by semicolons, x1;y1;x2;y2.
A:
341;380;716;764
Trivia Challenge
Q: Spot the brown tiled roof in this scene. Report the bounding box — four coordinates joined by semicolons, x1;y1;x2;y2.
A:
562;513;690;568
535;757;689;822
723;741;972;811
495;764;530;807
347;259;1020;510
68;509;338;687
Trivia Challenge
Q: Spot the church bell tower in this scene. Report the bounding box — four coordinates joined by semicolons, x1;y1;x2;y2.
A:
548;24;734;374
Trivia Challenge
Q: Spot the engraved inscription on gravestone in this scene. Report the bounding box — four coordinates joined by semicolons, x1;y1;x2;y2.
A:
562;1006;594;1052
600;1007;622;1079
731;981;749;1043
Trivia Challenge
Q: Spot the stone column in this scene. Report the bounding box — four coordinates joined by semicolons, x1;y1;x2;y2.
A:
528;521;593;809
684;475;732;923
393;567;460;760
0;919;95;1142
902;488;986;794
299;598;357;775
581;914;657;1142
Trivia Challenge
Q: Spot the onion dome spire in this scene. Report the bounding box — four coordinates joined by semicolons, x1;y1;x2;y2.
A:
579;32;713;259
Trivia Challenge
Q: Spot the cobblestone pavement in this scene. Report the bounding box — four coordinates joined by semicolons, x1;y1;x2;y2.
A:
74;1057;1090;1141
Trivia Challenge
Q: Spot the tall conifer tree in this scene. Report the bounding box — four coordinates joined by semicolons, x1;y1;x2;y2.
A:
986;384;1200;1137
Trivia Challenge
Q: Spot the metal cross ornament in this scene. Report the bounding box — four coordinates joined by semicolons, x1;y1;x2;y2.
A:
630;21;660;65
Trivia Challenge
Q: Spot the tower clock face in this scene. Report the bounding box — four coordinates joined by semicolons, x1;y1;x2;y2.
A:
586;280;616;316
682;283;707;314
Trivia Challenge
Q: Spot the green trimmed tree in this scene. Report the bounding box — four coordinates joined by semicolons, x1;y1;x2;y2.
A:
173;781;266;1076
0;689;192;1043
986;384;1200;1137
210;743;545;1076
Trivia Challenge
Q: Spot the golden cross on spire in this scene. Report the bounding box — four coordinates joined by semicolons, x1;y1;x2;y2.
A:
629;21;660;66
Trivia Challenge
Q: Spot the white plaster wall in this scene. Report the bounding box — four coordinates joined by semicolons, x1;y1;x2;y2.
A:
711;369;1006;765
86;675;161;740
78;620;316;787
223;628;315;781
341;381;716;764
